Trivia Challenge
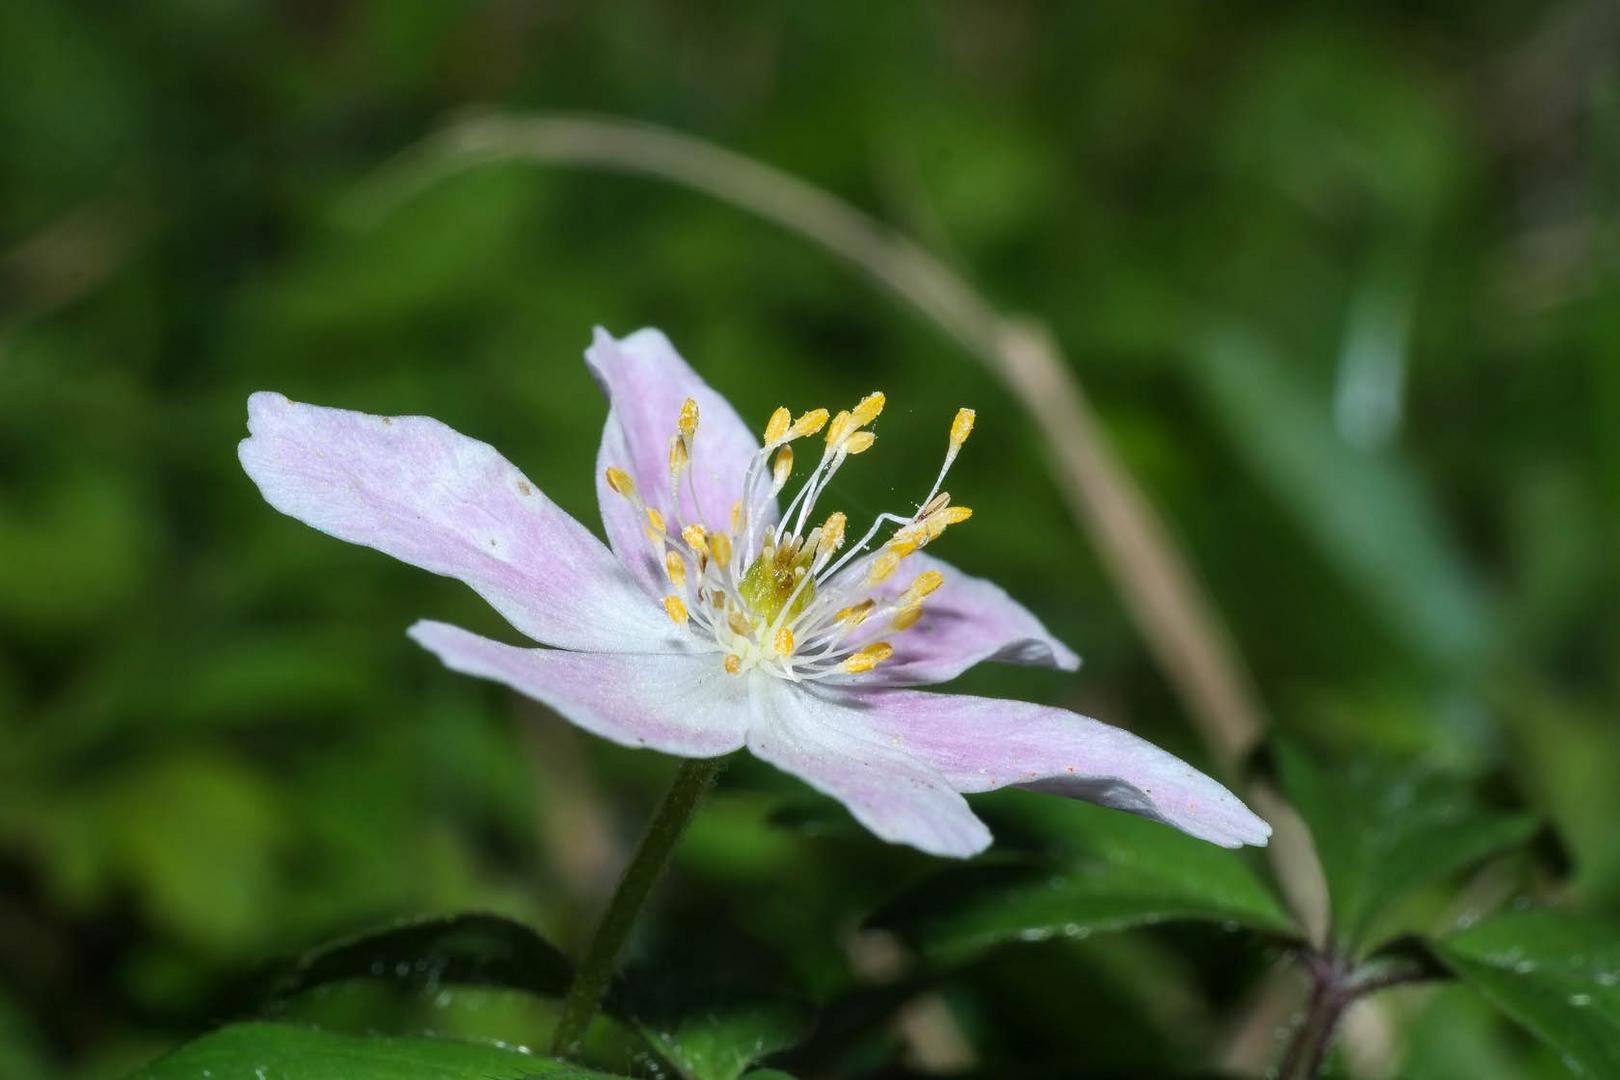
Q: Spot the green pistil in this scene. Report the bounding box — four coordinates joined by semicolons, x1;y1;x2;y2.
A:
738;545;815;626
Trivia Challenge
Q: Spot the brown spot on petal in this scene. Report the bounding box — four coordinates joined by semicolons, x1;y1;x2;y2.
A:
382;416;393;426
517;480;532;496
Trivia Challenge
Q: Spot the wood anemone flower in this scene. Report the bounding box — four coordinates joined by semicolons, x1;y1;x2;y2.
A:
239;327;1270;857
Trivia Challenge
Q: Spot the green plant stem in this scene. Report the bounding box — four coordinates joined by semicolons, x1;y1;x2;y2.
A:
550;754;726;1058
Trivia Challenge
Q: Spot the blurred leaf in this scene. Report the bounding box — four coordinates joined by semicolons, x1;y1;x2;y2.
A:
870;799;1295;961
1429;910;1620;1078
272;912;574;1005
1276;740;1538;952
100;753;285;951
1192;328;1488;669
130;1021;624;1078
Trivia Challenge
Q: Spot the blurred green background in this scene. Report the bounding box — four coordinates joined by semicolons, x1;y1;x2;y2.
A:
2;2;1618;1076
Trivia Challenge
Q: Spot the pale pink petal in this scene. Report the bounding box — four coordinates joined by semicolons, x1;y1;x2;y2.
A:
594;407;664;598
747;679;992;858
240;392;680;654
836;687;1271;848
409;621;749;757
587;328;776;591
831;553;1079;686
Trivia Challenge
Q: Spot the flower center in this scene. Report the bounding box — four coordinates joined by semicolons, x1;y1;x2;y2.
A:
604;390;975;681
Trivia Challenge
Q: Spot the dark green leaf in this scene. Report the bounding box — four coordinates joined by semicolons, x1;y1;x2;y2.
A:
273;913;573;1005
131;1021;623;1079
871;798;1295;961
633;999;809;1080
1276;741;1537;951
1430;910;1620;1078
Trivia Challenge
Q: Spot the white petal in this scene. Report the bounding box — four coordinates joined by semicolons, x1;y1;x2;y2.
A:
838;686;1271;848
745;678;992;858
239;392;679;653
410;621;749;757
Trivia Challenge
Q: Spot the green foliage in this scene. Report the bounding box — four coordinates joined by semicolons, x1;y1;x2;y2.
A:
130;1022;623;1079
1276;740;1540;953
872;797;1296;961
629;996;810;1080
1429;911;1620;1078
0;1;1616;1076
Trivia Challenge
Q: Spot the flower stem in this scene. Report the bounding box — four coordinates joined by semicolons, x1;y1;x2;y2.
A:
550;754;726;1058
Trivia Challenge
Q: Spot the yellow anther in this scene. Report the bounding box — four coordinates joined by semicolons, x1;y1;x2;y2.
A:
893;604;924;631
771;445;793;490
818;512;847;556
682;524;708;554
911;569;945;597
835;598;875;625
730;501;742;532
724;654;743;675
852;391;886;427
709;531;732;567
887;535;921;558
825;409;852;445
841;430;876;455
949;407;976;448
663;596;689;625
678;397;700;439
668;436;689;475
646;507;667;533
605;467;636;498
843;642;894;674
773;626;795;656
917;504;973;543
727;610;752;636
763;406;791;444
665;550;687;587
790;408;829;440
867;551;902;585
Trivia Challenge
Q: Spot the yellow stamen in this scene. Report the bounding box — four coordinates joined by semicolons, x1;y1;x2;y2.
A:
724;654;743;675
772;445;793;490
682;524;708;554
709;531;732;567
840;430;876;455
893;604;924;630
730;501;742;532
852;391;886;427
939;505;973;525
663;596;689;624
763;406;791;444
773;626;795;656
605;467;636;497
646;507;666;533
867;551;902;585
825;409;852;445
835;598;875;625
818;512;846;556
668;436;689;475
843;642;894;674
790;408;829;440
904;569;944;602
887;535;921;558
950;407;976;448
678;397;700;439
665;550;686;587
